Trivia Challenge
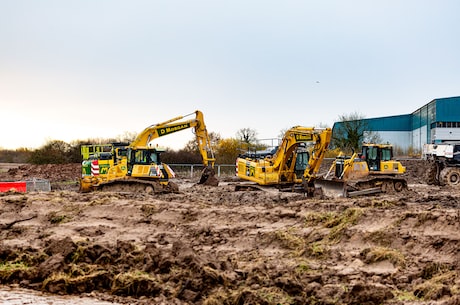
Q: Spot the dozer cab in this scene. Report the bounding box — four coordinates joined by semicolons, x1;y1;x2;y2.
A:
80;110;218;193
317;143;407;197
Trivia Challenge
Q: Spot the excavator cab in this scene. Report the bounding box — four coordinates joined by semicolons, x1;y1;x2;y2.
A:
126;147;174;182
294;147;310;178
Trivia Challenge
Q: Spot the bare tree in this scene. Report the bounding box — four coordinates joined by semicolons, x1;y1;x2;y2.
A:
332;112;380;153
236;128;257;145
116;131;138;143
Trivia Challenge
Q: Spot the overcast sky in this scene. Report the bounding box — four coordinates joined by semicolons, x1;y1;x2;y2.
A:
1;0;459;150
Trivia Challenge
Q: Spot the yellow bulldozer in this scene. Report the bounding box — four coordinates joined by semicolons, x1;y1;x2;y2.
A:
80;110;218;193
317;143;407;197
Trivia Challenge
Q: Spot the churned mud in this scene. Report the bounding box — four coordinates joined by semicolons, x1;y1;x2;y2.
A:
0;161;459;304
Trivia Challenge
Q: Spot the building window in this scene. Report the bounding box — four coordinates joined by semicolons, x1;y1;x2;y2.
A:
433;122;460;128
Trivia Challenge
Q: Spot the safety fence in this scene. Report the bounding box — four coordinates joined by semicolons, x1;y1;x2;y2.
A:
168;164;236;178
169;159;336;179
0;178;51;193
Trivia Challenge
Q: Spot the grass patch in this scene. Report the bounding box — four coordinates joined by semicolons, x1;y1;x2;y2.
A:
69;244;89;263
295;260;311;275
43;269;108;292
304;207;364;244
204;286;295;305
308;242;326;257
364;229;394;247
421;262;453;279
140;204;157;217
47;211;71;224
274;227;305;252
368;199;399;208
111;270;160;296
0;261;30;281
362;246;405;267
304;211;336;225
202;288;228;305
325;208;363;242
414;271;457;300
232;287;295;305
415;211;438;226
393;290;418;302
0;261;29;272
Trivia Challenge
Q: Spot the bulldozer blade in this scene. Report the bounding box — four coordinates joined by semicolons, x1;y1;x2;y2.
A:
314;179;347;198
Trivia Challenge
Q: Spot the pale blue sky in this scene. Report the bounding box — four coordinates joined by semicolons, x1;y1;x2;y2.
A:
1;0;459;150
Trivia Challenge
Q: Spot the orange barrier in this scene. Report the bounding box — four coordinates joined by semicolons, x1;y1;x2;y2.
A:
0;181;27;192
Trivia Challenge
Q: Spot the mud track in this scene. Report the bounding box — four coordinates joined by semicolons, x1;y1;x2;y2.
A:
0;161;459;304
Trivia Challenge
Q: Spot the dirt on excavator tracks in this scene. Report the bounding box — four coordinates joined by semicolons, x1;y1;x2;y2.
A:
0;160;459;305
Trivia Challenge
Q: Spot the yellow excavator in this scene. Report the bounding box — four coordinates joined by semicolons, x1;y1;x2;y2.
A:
317;143;407;197
80;110;217;193
235;126;332;196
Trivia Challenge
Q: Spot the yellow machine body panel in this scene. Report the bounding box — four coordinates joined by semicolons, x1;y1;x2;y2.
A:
236;159;286;185
374;160;406;175
340;159;370;181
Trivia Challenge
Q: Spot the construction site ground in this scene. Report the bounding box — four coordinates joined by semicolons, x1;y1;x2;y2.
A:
0;160;459;305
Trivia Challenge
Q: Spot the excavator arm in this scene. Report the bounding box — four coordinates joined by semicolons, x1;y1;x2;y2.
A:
128;110;217;185
302;128;332;182
267;127;330;168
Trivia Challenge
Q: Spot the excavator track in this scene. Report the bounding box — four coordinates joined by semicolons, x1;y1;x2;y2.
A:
97;178;179;194
317;176;408;198
351;177;407;195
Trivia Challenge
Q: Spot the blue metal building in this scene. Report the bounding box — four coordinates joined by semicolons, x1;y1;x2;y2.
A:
332;96;460;152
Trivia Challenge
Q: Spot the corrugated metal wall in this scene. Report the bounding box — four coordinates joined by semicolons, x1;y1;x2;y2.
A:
435;96;460;121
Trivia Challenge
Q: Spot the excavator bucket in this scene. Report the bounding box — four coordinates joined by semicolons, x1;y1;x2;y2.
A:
198;167;219;186
314;178;347;198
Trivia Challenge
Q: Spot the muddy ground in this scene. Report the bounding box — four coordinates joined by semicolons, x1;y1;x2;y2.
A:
0;160;459;305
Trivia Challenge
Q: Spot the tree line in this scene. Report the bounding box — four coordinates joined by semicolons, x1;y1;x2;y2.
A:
0;137;242;165
0;113;388;164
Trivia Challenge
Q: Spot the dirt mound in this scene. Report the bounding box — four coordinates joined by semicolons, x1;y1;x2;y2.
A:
1;163;81;190
4;163;81;182
0;162;459;304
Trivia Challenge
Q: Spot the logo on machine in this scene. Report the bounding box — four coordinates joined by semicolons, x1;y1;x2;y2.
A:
157;123;191;136
294;134;312;142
